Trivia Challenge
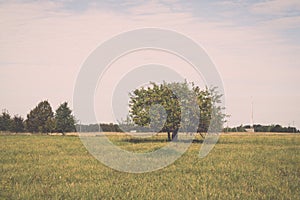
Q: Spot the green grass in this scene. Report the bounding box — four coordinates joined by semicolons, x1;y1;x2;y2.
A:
1;134;299;199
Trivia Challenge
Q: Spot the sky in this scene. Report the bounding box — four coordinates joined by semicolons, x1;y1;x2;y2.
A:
0;0;299;128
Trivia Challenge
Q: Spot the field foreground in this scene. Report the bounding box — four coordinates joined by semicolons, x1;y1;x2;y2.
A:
1;133;299;199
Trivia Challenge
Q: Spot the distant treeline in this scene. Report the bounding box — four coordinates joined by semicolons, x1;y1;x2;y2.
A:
75;123;156;132
0;100;75;135
224;124;299;133
76;123;209;133
75;123;123;132
76;123;299;133
2;101;298;134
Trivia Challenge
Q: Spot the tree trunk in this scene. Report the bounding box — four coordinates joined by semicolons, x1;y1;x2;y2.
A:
172;129;178;141
199;132;205;139
167;131;171;141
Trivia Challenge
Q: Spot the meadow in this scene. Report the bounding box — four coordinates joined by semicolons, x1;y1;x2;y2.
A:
1;133;299;199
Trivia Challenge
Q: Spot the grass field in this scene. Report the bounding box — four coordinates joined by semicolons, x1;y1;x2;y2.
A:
1;133;299;199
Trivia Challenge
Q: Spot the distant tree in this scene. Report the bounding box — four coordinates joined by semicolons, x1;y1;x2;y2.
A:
253;124;264;132
10;115;25;133
25;100;54;133
237;125;246;132
287;126;297;133
55;102;76;135
118;115;136;132
271;124;283;132
227;124;299;133
0;110;12;131
79;124;99;132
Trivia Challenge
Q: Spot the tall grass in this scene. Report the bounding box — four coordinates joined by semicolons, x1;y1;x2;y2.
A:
1;134;299;199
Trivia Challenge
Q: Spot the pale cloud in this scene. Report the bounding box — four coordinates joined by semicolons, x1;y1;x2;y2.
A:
127;1;172;16
251;0;300;16
257;15;300;30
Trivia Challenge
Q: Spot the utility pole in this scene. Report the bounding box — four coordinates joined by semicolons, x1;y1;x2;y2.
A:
226;120;229;133
251;100;254;128
250;97;254;132
79;120;81;132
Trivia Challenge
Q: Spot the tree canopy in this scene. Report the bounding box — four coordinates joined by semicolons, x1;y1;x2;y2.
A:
128;81;225;141
11;115;25;133
25;100;54;133
0;100;77;134
55;102;76;135
0;111;12;131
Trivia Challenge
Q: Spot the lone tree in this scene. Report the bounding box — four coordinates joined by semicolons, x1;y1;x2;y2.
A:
25;100;54;133
55;102;76;135
128;81;225;141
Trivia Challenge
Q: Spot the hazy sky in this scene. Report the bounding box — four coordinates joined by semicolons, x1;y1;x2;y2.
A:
1;0;299;128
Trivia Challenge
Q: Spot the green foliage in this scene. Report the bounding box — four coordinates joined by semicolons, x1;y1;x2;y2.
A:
99;123;122;132
226;124;246;132
193;86;226;133
1;101;78;134
1;134;299;199
0;111;12;131
25;100;54;133
10;115;25;133
226;124;299;133
76;123;123;132
45;117;56;133
129;82;181;140
55;102;76;135
129;81;225;140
